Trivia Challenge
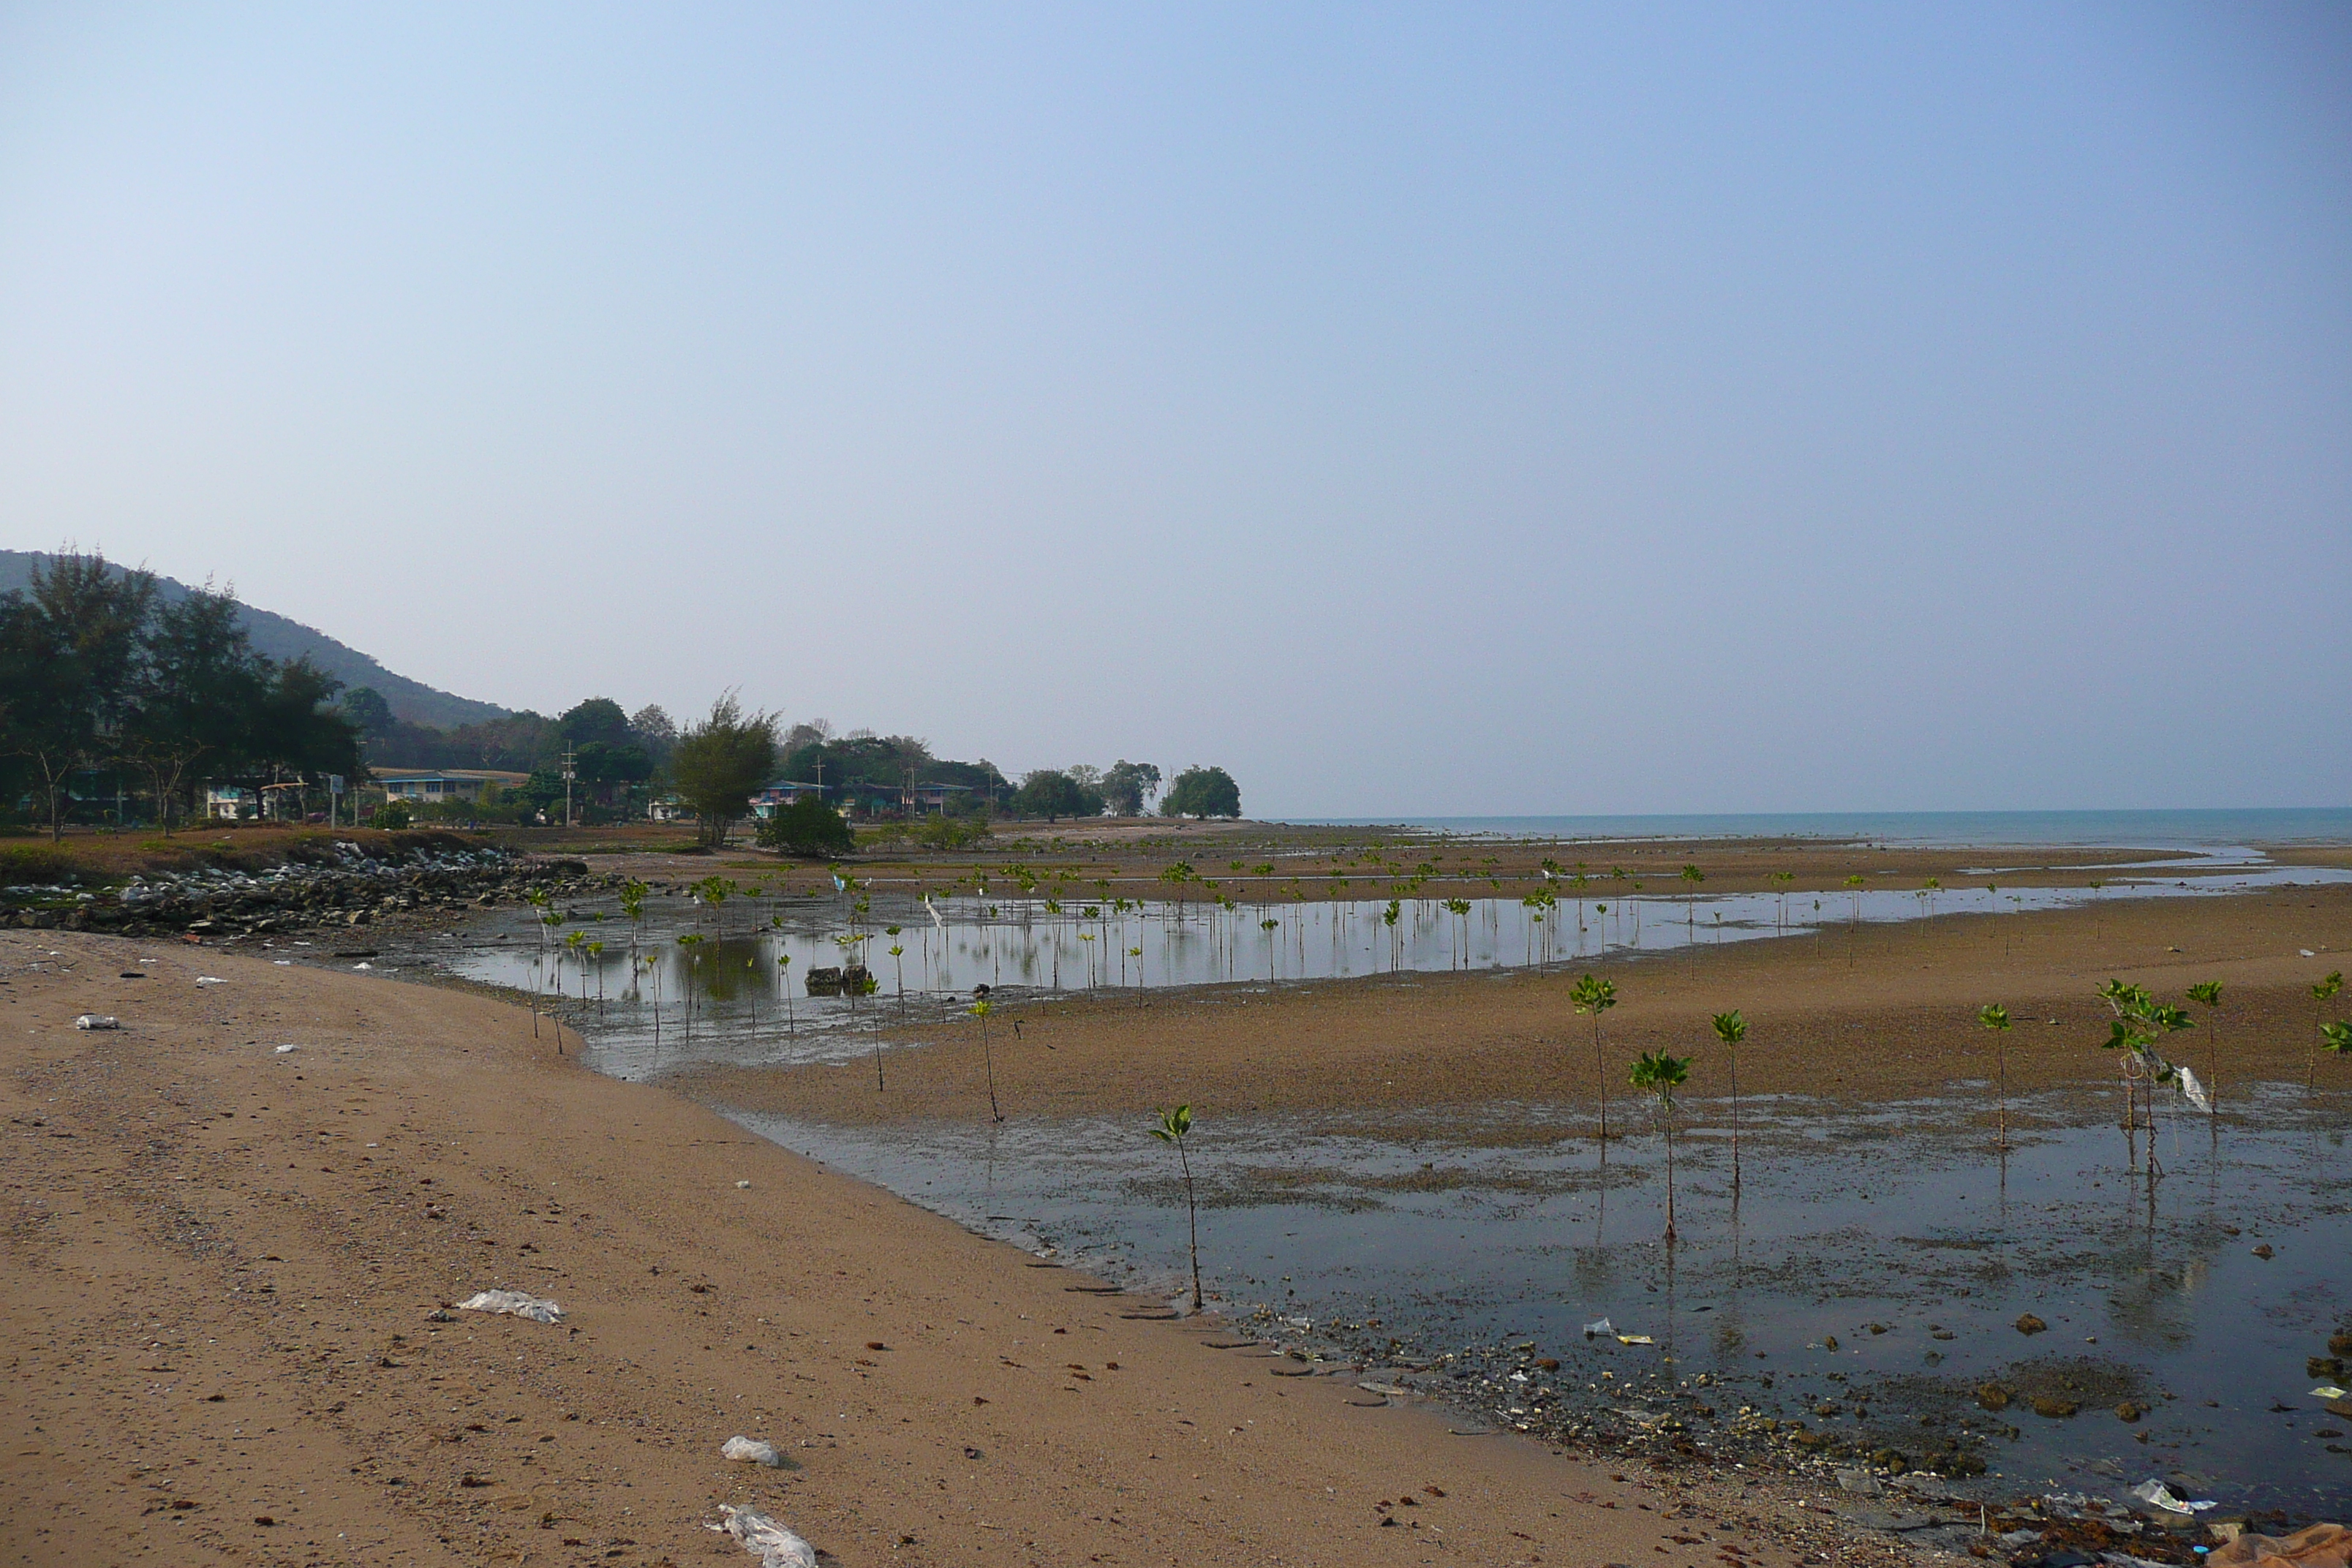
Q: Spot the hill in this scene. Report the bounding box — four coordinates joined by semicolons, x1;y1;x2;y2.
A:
0;550;510;730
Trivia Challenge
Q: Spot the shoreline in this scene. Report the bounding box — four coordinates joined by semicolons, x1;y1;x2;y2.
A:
1;927;1950;1568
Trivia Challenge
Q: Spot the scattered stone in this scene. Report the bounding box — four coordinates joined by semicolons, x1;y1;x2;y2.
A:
2029;1395;2079;1420
2117;1401;2146;1422
2016;1313;2048;1335
1976;1384;2013;1411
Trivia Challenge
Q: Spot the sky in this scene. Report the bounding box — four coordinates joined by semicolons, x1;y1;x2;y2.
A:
1;4;2347;817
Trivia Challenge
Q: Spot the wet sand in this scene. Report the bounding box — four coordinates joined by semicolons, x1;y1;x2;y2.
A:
2;929;1905;1568
685;883;2352;1129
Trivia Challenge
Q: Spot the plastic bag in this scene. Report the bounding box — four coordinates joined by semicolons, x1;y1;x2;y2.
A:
2176;1066;2212;1114
1583;1317;1613;1338
721;1436;788;1467
2127;1478;2215;1514
72;1014;119;1030
457;1289;565;1324
709;1504;818;1568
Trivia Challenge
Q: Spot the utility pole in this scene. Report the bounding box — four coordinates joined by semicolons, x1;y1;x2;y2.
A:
561;747;577;828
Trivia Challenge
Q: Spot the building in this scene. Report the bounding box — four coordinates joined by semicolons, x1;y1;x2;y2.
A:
205;786;254;821
376;769;529;804
750;781;831;818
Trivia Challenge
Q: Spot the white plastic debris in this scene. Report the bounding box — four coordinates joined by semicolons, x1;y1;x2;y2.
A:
709;1504;818;1568
72;1014;120;1030
352;962;372;970
2128;1478;2215;1514
2176;1066;2211;1115
721;1436;788;1466
2313;1384;2350;1401
273;1044;298;1055
735;1180;752;1189
1583;1316;1613;1338
195;976;227;986
457;1289;565;1324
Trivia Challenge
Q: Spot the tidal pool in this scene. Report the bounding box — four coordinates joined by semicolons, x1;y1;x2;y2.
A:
724;1084;2352;1516
380;853;2348;1083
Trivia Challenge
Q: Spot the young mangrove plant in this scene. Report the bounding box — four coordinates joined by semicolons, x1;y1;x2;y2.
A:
2311;971;2345;1096
971;998;1003;1122
1628;1050;1692;1243
1711;1009;1746;1190
1679;865;1704;973
1842;873;1866;966
1977;1003;2013;1150
1150;1104;1205;1311
2185;981;2223;1119
2097;979;2195;1175
1571;973;1618;1145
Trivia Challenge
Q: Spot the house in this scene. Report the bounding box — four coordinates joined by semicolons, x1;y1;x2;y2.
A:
376;769;529;804
205;786;254;821
750;781;832;819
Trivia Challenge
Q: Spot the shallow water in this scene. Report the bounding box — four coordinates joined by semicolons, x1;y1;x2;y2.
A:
728;1085;2352;1515
408;856;2349;1083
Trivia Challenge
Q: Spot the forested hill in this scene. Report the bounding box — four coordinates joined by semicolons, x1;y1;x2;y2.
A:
0;550;509;730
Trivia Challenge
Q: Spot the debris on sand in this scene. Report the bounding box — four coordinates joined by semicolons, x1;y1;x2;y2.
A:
456;1289;564;1324
72;1014;119;1030
709;1504;818;1567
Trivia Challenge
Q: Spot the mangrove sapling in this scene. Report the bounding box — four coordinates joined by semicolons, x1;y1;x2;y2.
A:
1843;875;1866;967
1444;897;1473;969
776;953;794;1033
1679;865;1704;975
1150;1104;1205;1312
1628;1050;1692;1243
1571;973;1619;1147
675;932;706;1046
2097;980;2195;1176
972;998;1003;1121
1978;1003;2013;1150
2322;1019;2352;1074
1711;1009;1747;1191
1921;878;1940;946
2310;972;2344;1096
2185;981;2223;1119
1770;871;1793;935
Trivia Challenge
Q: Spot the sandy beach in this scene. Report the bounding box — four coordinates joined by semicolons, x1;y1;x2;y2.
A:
1;926;1899;1568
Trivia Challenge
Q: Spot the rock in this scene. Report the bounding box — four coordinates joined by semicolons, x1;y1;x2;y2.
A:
2016;1313;2048;1335
2116;1402;2145;1422
2330;1331;2352;1357
1976;1384;2012;1411
2029;1395;2078;1419
2251;1244;2274;1259
1869;1447;1908;1474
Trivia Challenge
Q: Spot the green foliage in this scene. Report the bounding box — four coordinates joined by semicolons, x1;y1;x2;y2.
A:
1570;973;1617;1016
668;693;778;846
1013;769;1101;821
1101;760;1162;816
1629;1049;1691;1100
557;697;632;750
2315;971;2345;1006
339;686;395;737
1150;1103;1194;1144
0;844;72;883
2097;979;2193;1078
369;799;413;829
2185;981;2223;1009
1710;1009;1746;1047
758;794;856;856
2321;1020;2352;1056
1978;1002;2010;1033
1159;765;1241;819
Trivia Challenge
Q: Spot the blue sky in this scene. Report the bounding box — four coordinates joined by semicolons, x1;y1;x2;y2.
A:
1;4;2346;815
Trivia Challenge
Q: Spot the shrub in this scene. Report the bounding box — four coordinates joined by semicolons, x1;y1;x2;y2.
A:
369;800;413;830
757;795;854;857
0;844;74;883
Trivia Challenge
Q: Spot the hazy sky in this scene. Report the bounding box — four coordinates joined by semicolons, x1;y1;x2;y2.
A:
3;4;2347;816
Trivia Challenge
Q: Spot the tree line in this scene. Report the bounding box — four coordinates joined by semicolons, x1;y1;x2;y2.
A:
0;553;361;839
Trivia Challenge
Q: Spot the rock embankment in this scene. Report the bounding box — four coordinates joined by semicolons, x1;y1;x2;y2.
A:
0;840;610;940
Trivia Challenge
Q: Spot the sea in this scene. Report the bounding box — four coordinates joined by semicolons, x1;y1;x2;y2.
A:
1284;807;2352;848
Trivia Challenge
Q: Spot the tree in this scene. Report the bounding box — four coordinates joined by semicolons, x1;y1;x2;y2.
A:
125;584;266;832
339;685;396;739
971;998;1003;1122
1101;760;1162;816
1711;1009;1747;1190
1628;1050;1692;1243
1977;1003;2013;1150
1150;1104;1205;1312
627;704;679;766
668;693;777;847
757;794;855;857
1571;973;1618;1146
1160;765;1241;819
1014;769;1093;821
0;551;157;840
559;697;633;750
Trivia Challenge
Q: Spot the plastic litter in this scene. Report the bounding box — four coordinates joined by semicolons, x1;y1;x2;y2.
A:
72;1014;120;1030
273;1044;298;1054
721;1436;789;1467
2128;1479;2215;1515
457;1289;565;1324
195;976;227;985
1616;1333;1656;1346
2209;1524;2352;1568
1582;1317;1613;1338
2177;1066;2212;1115
709;1504;818;1568
2313;1386;2350;1402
